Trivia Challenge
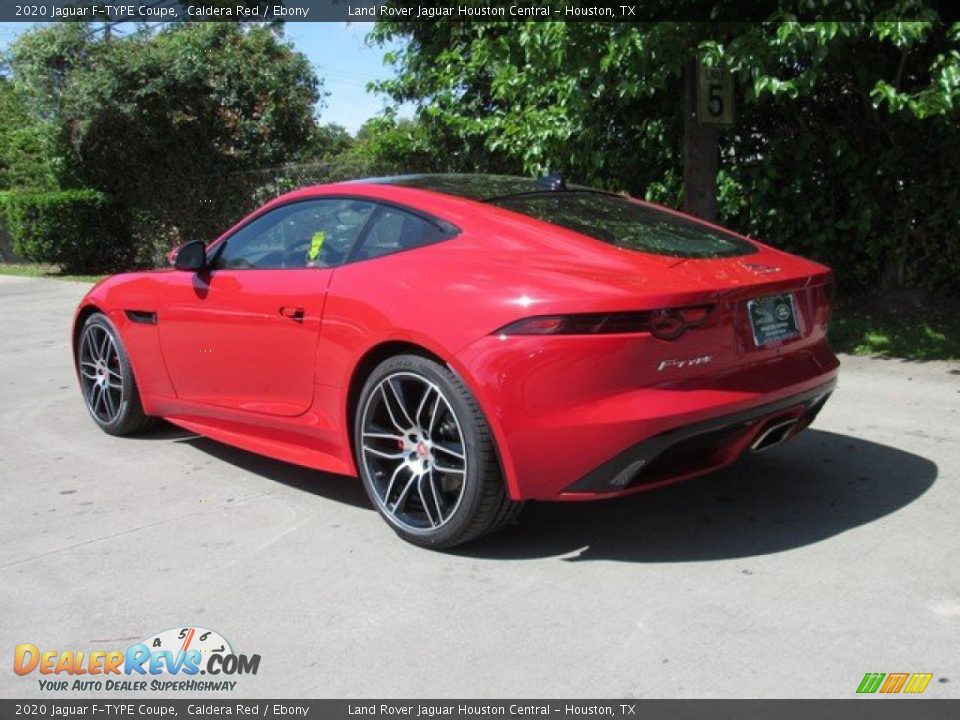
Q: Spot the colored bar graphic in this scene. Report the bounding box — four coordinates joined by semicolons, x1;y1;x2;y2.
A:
857;673;886;694
856;672;933;694
880;673;909;693
904;673;933;694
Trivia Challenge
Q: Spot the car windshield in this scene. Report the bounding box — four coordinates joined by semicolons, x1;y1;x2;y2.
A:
491;191;757;259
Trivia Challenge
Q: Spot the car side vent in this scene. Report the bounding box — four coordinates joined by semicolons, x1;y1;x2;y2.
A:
125;310;157;325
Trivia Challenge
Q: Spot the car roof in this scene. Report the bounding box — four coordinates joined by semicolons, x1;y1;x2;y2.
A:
351;173;592;202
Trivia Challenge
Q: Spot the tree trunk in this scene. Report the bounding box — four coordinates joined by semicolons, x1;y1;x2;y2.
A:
683;59;719;222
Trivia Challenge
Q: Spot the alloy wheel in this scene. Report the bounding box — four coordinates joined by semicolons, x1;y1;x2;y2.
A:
78;324;124;424
359;371;468;533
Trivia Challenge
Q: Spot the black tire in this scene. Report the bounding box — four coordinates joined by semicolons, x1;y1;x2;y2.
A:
354;354;522;548
76;312;155;436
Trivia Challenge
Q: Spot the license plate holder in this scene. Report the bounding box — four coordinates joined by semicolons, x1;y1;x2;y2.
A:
747;293;800;346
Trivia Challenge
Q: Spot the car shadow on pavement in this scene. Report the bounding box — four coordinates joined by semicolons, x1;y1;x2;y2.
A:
166;434;372;510
458;430;938;562
130;420;200;441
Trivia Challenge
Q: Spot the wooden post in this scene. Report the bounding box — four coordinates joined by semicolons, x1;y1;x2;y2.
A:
683;58;719;222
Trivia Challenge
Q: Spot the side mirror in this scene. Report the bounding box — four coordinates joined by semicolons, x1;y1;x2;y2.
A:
174;240;207;272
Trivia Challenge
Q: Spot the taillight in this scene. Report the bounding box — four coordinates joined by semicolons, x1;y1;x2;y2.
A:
495;305;714;340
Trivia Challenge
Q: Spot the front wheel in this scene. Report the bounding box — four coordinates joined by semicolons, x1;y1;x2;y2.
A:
354;354;522;548
76;312;155;435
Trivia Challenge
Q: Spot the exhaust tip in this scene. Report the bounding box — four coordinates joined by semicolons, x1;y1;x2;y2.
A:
750;418;799;452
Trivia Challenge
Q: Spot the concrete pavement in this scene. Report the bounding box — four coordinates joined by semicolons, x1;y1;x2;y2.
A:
1;274;957;698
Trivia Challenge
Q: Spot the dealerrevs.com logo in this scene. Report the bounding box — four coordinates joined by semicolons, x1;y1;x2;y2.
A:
14;627;261;693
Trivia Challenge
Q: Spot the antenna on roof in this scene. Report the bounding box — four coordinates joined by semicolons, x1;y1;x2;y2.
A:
536;173;567;191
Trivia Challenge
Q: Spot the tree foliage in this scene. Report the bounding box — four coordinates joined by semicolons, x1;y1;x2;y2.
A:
0;78;59;191
371;8;960;295
312;122;355;158
351;113;448;171
0;189;129;273
5;22;322;254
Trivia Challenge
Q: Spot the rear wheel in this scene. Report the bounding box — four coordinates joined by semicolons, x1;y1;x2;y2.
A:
354;354;521;548
76;312;154;435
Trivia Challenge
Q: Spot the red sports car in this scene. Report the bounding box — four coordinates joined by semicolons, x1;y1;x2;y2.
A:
73;174;838;547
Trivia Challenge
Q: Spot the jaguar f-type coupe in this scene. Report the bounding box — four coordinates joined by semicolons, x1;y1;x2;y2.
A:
73;174;838;547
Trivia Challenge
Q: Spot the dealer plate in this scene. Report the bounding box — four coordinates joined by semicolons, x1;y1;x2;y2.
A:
747;293;800;346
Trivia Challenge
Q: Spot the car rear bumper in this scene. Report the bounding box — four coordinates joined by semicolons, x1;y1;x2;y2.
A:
452;334;839;501
562;379;835;497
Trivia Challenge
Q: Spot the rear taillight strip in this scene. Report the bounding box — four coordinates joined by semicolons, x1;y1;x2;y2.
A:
495;305;714;340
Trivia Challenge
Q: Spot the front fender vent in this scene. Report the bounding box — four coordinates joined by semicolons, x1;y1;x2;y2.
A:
124;310;157;325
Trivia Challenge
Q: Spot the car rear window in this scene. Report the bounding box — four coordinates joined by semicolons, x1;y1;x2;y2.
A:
491;191;757;259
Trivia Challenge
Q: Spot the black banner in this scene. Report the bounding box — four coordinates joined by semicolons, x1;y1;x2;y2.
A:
2;700;960;720
0;0;954;24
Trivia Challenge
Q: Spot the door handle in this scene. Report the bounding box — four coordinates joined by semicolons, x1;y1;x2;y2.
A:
279;306;305;321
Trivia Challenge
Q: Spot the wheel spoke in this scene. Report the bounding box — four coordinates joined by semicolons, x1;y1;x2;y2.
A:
417;475;435;527
433;442;465;461
390;475;418;516
103;386;117;418
415;384;434;428
362;430;404;442
426;392;442;436
363;444;406;460
386;377;416;428
107;366;123;381
382;463;406;505
97;330;111;363
80;332;95;365
379;385;407;433
91;385;105;414
427;470;445;524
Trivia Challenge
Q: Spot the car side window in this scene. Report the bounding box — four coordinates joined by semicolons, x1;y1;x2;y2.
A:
351;206;447;262
213;199;377;270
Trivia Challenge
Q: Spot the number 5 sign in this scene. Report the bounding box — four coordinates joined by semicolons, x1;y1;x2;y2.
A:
697;63;735;127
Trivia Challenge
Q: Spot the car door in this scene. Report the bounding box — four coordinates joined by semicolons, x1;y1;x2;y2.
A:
158;197;377;417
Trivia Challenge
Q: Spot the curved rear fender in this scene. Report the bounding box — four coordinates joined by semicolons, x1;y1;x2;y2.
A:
445;353;523;501
326;332;521;499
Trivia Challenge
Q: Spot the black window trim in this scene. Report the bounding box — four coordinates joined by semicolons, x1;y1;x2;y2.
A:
207;194;460;270
482;187;611;204
344;203;453;265
345;204;389;265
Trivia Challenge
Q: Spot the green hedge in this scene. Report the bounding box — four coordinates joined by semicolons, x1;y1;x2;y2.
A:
0;189;132;274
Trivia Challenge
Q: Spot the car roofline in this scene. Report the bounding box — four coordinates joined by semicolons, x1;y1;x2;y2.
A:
342;173;602;203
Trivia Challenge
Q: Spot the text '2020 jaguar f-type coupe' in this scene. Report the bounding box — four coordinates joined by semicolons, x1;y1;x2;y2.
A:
74;174;838;547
